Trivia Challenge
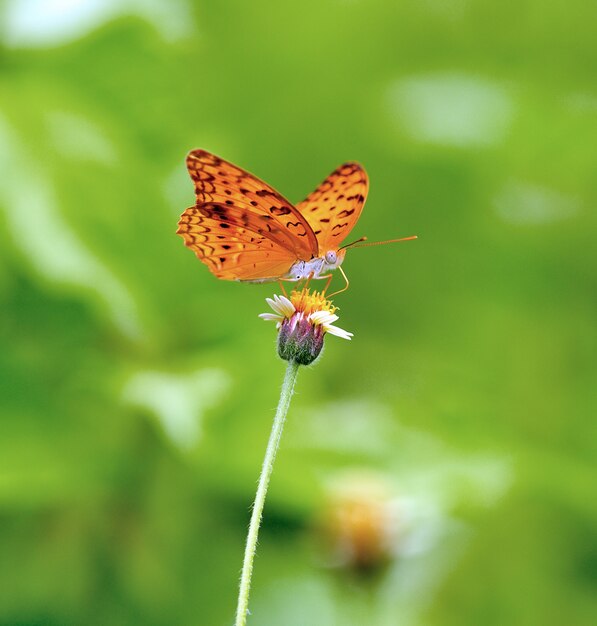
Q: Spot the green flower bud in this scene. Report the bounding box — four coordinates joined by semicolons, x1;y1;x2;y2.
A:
277;313;325;365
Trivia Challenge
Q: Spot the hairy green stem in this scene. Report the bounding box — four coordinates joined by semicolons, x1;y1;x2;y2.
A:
235;360;300;626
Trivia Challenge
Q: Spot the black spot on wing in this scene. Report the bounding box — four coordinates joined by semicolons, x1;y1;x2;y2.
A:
269;206;291;216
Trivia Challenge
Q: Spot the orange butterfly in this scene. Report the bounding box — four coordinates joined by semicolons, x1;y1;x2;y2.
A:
177;149;415;294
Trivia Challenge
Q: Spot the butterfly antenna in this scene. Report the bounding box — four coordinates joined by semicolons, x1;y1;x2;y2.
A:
339;236;368;250
348;235;418;249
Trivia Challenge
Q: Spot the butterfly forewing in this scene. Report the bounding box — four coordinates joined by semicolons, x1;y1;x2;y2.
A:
185;150;318;259
296;162;369;254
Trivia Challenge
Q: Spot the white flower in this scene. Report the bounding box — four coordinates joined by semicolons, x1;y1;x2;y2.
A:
259;291;353;340
259;289;353;365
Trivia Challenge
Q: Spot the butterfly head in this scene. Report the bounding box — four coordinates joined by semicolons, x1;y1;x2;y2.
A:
322;249;347;272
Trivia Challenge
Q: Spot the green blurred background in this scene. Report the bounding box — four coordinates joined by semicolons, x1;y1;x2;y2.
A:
1;1;595;624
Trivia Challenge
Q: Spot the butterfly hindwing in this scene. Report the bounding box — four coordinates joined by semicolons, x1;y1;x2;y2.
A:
177;206;299;281
296;162;369;254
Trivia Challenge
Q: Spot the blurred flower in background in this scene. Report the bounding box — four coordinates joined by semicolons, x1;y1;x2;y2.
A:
319;471;401;573
252;400;512;626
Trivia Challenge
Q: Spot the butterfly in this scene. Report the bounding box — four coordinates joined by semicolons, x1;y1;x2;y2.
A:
177;149;416;294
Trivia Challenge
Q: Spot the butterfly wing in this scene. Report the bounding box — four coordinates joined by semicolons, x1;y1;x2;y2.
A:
177;206;299;281
184;149;318;260
296;162;369;254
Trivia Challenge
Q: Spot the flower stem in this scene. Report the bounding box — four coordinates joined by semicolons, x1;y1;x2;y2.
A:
235;360;300;626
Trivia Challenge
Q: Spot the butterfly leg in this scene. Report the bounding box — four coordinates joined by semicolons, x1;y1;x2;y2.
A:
319;273;333;295
304;272;316;292
327;266;349;298
278;277;301;297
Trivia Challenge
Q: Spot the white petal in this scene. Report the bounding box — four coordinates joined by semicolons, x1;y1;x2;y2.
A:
258;313;284;322
309;311;338;326
307;311;326;323
324;324;353;340
276;295;295;316
267;294;295;318
265;297;280;313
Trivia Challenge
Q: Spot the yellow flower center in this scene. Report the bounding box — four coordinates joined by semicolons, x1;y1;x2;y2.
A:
290;287;336;316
